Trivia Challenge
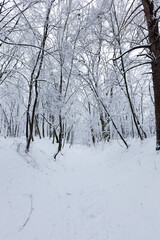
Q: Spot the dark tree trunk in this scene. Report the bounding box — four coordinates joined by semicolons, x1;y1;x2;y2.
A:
54;114;63;159
152;59;160;149
100;113;107;141
54;64;63;160
42;113;45;138
35;114;41;139
142;0;160;149
52;128;59;144
25;3;53;152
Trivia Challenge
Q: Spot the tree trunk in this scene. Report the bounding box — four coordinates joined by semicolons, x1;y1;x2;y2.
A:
42;113;45;138
25;1;53;152
142;0;160;149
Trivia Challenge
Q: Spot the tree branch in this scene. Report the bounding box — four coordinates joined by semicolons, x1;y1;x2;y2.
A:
112;44;151;61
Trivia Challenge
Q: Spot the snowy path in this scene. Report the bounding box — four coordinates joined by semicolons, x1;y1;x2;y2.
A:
0;137;160;240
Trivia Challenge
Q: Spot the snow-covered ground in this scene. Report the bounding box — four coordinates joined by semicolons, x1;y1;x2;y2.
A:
0;137;160;240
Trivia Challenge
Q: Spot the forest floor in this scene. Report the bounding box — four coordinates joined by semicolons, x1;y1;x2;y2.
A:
0;137;160;240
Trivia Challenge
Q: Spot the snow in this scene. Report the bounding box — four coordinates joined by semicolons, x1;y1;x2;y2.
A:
0;137;160;240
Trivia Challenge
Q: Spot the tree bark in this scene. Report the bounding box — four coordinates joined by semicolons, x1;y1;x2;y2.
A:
142;0;160;149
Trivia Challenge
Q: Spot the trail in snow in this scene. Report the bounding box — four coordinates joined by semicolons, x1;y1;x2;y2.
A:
0;137;160;240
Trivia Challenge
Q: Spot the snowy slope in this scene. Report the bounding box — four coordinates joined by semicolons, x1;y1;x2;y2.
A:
0;137;160;240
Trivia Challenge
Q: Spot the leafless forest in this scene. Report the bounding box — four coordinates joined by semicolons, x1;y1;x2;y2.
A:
0;0;160;155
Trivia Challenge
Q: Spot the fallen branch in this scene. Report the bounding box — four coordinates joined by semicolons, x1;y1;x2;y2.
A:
19;194;34;232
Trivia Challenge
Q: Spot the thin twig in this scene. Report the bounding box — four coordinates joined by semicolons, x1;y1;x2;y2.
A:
19;194;34;232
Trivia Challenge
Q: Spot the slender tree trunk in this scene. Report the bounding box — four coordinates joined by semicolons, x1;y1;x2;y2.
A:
42;113;45;138
35;114;41;139
54;114;63;159
54;64;63;159
119;43;147;140
25;2;53;152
